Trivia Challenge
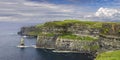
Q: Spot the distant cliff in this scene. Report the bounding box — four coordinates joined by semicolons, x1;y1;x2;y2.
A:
18;20;120;59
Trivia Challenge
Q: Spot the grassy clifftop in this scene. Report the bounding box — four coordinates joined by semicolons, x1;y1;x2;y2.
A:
34;20;102;41
26;20;120;39
59;34;97;41
95;50;120;60
36;20;103;28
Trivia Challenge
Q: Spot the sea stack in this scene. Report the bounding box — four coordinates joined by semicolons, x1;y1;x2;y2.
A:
20;38;24;46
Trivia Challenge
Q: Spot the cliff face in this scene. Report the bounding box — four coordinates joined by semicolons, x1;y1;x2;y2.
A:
18;20;120;54
101;23;120;36
36;35;58;49
99;35;120;51
36;35;99;53
18;26;40;37
55;38;99;52
32;20;100;54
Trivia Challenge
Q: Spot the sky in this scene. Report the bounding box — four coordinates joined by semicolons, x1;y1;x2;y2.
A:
0;0;120;22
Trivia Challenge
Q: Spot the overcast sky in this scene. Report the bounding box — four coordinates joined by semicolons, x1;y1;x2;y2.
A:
0;0;120;22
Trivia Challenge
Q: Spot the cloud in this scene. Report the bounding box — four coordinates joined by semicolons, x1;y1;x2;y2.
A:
23;2;55;7
0;2;18;4
0;16;22;22
0;16;11;20
23;2;74;13
0;0;119;22
0;0;88;22
17;12;39;16
84;7;120;21
95;7;120;17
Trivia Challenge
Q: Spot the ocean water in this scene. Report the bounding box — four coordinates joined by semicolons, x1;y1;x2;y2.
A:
0;22;92;60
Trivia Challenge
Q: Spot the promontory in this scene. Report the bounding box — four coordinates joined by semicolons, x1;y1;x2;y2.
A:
18;20;120;60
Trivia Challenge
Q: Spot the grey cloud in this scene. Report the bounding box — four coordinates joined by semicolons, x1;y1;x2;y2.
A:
0;0;89;22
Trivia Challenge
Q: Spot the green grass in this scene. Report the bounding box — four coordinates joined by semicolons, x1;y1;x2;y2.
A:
35;20;103;28
59;34;97;41
95;50;120;60
33;20;120;36
43;20;81;27
38;33;55;37
90;45;99;51
34;20;103;36
35;20;120;29
28;31;42;36
35;24;44;28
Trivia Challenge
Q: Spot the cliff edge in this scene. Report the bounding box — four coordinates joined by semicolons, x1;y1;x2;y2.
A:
18;20;120;59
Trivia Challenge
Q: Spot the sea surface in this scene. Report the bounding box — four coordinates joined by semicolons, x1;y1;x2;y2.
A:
0;22;92;60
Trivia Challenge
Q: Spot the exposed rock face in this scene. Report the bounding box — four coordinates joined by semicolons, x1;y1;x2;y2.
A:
36;36;54;49
55;38;98;52
18;26;41;37
36;35;59;49
99;34;120;51
101;23;120;36
98;23;120;52
65;24;100;37
18;21;120;54
34;23;99;53
36;35;99;53
18;26;36;35
35;23;120;53
18;20;120;60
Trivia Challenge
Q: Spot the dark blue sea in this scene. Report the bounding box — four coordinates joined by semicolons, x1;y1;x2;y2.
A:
0;22;92;60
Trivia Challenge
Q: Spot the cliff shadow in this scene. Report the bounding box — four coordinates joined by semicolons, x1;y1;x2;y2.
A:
35;49;93;60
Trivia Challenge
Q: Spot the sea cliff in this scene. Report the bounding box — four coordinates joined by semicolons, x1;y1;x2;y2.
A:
18;20;120;60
